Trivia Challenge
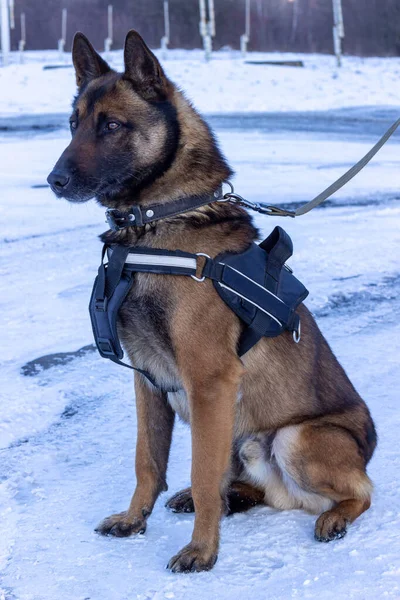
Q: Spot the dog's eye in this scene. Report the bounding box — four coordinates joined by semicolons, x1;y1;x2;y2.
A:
105;121;120;132
70;120;77;131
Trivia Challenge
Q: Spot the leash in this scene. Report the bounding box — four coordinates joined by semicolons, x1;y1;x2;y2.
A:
222;117;400;218
104;118;400;230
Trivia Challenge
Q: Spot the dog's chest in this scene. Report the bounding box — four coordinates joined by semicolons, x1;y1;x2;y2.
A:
167;390;191;423
117;273;187;400
118;285;191;422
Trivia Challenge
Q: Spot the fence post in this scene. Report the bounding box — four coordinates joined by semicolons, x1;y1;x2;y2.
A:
161;0;170;59
1;0;10;66
208;0;215;37
199;0;209;60
332;0;344;67
104;4;113;59
58;8;67;62
9;0;14;29
19;11;26;63
240;0;250;58
199;0;215;61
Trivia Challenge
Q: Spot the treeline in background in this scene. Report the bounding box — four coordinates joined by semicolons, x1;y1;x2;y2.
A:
10;0;400;56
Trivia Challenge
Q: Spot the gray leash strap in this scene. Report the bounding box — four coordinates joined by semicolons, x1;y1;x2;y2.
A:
223;117;400;218
294;117;400;216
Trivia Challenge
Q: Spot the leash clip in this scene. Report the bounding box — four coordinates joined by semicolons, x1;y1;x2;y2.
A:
220;182;295;218
259;205;296;218
224;192;260;211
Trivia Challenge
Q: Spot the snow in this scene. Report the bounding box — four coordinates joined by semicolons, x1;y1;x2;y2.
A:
0;48;400;115
1;123;400;599
1;46;400;599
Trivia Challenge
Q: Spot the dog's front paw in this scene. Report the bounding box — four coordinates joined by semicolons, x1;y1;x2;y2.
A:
95;511;147;537
167;542;217;573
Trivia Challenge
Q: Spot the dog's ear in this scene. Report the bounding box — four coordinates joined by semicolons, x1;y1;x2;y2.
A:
123;30;170;101
72;32;111;89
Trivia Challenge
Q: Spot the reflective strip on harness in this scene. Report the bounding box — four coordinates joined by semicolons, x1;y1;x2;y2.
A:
125;253;197;271
218;282;283;326
107;246;199;276
219;263;293;325
223;264;285;305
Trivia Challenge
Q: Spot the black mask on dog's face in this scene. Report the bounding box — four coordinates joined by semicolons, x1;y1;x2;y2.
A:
47;31;179;205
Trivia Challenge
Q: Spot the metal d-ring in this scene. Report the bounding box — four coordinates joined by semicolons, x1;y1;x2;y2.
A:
191;252;211;282
216;181;235;202
293;321;301;344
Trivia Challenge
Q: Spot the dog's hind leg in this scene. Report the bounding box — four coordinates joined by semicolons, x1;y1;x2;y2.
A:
238;413;374;541
165;487;195;513
166;481;264;515
95;374;175;537
226;481;266;514
271;419;374;542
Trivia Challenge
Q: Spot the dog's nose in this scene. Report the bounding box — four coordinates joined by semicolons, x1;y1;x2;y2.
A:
47;170;71;193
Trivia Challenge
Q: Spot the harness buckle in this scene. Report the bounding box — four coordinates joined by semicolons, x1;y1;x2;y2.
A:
97;337;115;356
95;297;108;311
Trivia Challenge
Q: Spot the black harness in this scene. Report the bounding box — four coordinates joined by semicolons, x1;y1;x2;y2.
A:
89;219;308;390
87;113;400;388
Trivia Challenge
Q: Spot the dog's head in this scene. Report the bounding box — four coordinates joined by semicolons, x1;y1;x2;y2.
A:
47;30;179;204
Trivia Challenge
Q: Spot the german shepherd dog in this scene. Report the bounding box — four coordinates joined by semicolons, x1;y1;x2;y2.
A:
48;30;377;573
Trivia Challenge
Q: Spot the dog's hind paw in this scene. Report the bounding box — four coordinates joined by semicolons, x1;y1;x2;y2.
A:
165;488;195;513
314;510;348;542
95;511;147;537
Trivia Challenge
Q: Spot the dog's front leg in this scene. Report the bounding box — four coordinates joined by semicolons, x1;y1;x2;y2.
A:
167;358;243;573
96;373;175;537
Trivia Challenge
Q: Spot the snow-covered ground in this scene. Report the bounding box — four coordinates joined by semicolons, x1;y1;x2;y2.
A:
1;40;400;600
1;119;400;599
0;48;400;115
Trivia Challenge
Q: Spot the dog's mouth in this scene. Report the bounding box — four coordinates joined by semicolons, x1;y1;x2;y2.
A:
49;186;95;203
46;171;101;203
47;171;135;204
49;188;92;203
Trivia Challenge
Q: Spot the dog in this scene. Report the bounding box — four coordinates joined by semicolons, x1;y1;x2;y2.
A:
47;30;377;573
